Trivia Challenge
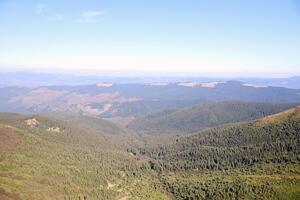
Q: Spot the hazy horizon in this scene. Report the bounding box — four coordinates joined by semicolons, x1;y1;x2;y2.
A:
0;68;299;79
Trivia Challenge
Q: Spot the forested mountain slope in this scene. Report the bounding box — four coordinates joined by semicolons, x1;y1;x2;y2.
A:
128;101;296;134
131;107;300;199
136;106;300;171
0;107;300;200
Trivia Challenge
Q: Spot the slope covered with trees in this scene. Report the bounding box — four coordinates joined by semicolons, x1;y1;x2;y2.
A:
136;106;300;171
0;113;169;200
129;101;296;134
131;106;300;199
1;106;300;199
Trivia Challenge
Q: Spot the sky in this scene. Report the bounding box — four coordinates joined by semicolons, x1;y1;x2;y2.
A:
0;0;300;77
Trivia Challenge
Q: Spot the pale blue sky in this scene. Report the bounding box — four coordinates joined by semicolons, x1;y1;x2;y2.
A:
0;0;300;76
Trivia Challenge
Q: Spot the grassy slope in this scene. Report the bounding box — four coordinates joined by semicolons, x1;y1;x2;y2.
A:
128;101;296;134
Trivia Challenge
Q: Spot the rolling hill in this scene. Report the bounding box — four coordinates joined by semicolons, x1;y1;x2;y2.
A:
128;101;296;134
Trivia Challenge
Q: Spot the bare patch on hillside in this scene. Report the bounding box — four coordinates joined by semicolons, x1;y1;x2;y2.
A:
0;126;19;150
48;93;139;117
10;88;66;109
178;82;220;88
200;82;219;88
243;83;268;88
47;127;61;133
178;82;201;87
145;83;169;86
75;103;113;117
63;92;119;104
25;118;39;128
96;83;113;87
107;181;117;189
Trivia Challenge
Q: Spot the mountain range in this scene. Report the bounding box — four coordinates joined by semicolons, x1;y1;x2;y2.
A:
1;80;300;118
0;74;300;199
1;72;300;89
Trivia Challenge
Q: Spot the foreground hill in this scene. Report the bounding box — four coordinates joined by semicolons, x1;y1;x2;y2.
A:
133;106;300;199
1;81;300;118
128;101;296;134
0;113;170;200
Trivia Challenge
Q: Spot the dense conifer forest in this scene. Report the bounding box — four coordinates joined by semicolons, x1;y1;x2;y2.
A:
128;101;295;133
0;103;299;199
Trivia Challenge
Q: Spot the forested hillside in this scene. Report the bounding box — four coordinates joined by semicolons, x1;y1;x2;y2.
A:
131;106;300;199
136;106;300;171
0;113;170;200
129;101;296;134
1;106;300;199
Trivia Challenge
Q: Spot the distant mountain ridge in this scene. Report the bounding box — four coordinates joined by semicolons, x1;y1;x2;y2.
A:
1;81;300;117
1;72;300;88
